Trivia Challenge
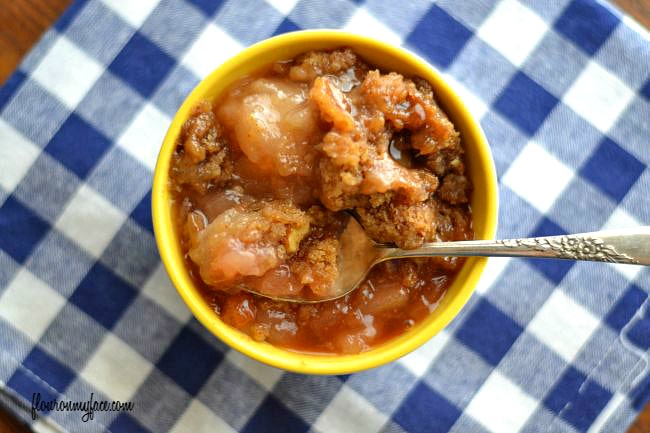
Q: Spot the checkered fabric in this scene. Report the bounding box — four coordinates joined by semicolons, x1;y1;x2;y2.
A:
0;0;648;432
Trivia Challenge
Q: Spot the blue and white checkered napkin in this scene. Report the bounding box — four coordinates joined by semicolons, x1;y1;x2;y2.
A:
1;0;649;432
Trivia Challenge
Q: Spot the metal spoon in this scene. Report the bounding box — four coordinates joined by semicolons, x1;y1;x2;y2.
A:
244;218;650;303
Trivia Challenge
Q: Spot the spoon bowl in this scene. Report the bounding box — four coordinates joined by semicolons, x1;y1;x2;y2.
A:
242;218;650;303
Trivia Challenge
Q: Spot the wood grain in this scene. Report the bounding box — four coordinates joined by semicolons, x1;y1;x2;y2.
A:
0;409;28;433
614;0;650;28
0;0;72;82
0;1;648;433
628;403;650;433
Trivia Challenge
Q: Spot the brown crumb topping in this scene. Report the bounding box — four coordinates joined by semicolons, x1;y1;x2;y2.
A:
169;48;473;354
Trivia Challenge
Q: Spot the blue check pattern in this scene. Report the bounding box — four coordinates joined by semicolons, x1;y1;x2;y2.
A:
0;0;648;432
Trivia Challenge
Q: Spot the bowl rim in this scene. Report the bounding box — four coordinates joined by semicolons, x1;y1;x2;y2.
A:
152;29;498;374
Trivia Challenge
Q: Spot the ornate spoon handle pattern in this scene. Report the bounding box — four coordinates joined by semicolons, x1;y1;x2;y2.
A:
384;227;650;266
496;235;638;264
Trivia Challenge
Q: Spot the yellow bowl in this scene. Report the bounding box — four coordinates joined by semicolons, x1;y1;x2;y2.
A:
152;30;498;374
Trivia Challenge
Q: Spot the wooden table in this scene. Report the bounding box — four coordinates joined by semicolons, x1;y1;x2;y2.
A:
0;0;648;432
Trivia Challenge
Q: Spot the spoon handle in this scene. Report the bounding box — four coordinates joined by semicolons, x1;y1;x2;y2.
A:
384;227;650;265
